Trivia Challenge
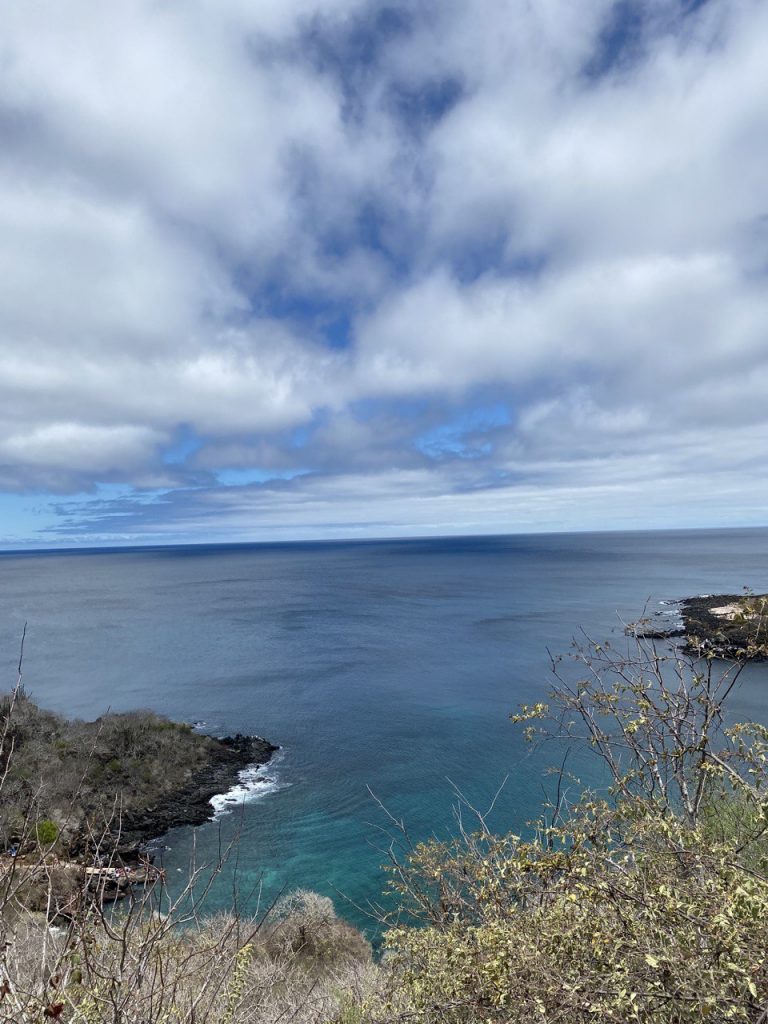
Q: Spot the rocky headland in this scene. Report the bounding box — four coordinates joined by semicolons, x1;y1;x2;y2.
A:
631;592;768;660
0;692;278;863
113;732;278;856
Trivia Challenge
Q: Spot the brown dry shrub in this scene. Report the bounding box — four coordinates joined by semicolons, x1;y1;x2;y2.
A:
261;890;372;966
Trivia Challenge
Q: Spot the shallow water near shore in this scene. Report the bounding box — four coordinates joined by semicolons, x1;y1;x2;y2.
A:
2;527;768;937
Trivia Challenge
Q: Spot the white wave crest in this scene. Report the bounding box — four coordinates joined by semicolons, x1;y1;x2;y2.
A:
209;749;286;818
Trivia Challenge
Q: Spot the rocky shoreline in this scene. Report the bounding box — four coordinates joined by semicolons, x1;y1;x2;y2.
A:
631;593;768;661
113;733;279;857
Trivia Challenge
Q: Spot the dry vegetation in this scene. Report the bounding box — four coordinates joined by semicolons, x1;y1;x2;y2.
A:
1;886;376;1023
0;675;274;860
1;696;203;852
4;622;768;1022
380;631;768;1022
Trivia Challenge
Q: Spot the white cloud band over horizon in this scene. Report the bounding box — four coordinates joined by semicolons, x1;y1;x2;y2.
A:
1;0;767;546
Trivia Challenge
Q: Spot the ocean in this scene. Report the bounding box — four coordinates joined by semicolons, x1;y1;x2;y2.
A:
1;528;767;936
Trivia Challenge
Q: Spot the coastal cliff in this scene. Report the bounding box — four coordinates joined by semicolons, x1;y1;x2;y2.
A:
0;692;277;860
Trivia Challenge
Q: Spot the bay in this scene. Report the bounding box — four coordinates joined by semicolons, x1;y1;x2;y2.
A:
1;527;767;935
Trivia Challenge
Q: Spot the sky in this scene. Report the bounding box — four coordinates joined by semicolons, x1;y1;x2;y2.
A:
1;0;767;547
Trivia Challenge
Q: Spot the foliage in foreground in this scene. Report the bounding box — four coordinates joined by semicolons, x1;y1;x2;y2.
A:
383;633;768;1022
1;889;374;1024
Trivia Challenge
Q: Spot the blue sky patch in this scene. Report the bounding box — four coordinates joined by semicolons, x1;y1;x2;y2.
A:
416;403;512;460
162;425;204;466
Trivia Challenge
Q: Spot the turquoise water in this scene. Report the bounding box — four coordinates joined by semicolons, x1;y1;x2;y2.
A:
1;528;767;936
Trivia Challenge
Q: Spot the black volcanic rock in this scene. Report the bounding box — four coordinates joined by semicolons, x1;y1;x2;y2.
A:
679;594;768;661
113;734;278;855
628;594;768;661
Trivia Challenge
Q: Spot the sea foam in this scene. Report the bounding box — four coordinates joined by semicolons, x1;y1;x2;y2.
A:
209;748;286;818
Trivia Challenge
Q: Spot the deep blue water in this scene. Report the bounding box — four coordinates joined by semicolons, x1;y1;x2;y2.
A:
1;528;767;936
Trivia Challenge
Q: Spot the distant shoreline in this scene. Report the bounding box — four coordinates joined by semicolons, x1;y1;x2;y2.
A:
633;593;768;661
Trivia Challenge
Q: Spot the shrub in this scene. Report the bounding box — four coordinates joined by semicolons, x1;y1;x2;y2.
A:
382;633;768;1022
263;890;372;965
35;818;59;847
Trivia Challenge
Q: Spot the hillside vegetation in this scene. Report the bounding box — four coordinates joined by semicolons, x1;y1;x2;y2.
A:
0;691;274;857
3;626;768;1022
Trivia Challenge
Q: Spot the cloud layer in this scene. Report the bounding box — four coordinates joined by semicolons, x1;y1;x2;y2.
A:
1;0;767;544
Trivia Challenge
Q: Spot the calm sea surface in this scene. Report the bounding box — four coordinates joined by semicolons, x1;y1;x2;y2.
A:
1;528;767;935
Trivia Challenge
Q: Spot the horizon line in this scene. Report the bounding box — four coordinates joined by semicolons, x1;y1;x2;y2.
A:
1;522;767;557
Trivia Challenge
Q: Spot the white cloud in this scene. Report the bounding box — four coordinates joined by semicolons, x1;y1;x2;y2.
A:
355;251;768;400
0;0;767;538
0;423;162;493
